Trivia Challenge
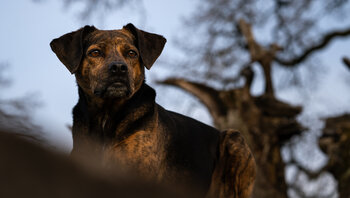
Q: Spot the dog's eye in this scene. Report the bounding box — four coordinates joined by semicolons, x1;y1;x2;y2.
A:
128;50;137;58
88;49;102;57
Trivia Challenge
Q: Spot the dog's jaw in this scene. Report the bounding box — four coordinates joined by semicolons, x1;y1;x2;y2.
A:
104;82;131;98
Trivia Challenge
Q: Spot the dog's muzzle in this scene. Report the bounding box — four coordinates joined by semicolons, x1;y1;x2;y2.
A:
93;61;131;98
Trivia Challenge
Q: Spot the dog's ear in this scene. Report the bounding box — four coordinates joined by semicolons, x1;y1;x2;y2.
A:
50;26;97;74
124;23;166;70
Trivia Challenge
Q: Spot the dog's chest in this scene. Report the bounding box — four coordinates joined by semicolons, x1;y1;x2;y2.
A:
81;99;169;180
105;129;167;179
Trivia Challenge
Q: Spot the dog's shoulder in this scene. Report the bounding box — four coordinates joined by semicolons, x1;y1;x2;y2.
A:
158;106;219;137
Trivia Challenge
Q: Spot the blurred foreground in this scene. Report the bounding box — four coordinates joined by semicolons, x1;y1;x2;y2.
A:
0;131;196;198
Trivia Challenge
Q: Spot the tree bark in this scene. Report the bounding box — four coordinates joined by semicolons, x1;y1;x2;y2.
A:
319;114;350;198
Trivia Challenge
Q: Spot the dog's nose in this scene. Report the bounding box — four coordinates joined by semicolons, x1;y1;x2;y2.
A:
108;61;128;74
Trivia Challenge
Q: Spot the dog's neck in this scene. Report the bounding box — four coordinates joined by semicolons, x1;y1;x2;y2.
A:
75;82;157;140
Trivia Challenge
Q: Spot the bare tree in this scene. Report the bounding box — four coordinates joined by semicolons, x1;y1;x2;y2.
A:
159;1;350;198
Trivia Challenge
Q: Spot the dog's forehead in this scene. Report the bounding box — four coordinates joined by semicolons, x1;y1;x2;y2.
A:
86;29;135;46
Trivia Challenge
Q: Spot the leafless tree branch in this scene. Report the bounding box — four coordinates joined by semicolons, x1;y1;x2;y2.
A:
276;27;350;66
158;78;227;119
343;57;350;70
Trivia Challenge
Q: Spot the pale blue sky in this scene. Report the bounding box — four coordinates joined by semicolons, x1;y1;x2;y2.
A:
1;1;350;154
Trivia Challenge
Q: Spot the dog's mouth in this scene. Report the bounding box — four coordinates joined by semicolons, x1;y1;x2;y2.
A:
93;79;130;98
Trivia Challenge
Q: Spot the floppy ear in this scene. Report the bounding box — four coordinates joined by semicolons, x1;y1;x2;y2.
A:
124;23;166;70
50;26;97;74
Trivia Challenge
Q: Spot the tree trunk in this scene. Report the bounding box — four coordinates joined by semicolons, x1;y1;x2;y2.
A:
161;77;304;198
319;114;350;198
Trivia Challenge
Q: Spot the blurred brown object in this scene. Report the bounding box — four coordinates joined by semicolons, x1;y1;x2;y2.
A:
0;131;195;198
319;114;350;198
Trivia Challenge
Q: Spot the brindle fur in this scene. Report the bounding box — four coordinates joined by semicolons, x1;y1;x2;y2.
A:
50;24;256;197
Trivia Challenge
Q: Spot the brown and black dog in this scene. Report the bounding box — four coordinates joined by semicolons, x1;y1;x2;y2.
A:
50;24;256;197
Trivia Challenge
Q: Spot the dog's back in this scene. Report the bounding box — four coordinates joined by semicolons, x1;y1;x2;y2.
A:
157;106;220;190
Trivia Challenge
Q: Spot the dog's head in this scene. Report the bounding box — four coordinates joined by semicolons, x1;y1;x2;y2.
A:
50;24;166;99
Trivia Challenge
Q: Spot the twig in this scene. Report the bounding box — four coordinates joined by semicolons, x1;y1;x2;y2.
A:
276;27;350;66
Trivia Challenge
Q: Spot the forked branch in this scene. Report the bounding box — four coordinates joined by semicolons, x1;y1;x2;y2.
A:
158;78;227;118
276;27;350;66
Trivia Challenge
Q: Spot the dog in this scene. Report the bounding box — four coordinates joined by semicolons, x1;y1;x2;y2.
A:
50;24;256;197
